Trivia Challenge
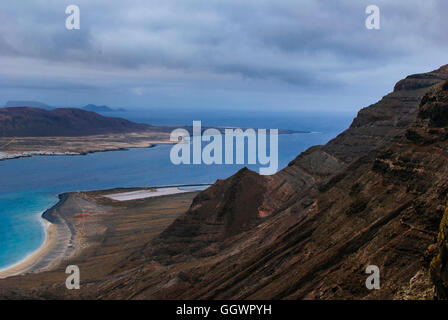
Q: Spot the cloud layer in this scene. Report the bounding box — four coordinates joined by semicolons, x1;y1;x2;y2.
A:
0;0;447;111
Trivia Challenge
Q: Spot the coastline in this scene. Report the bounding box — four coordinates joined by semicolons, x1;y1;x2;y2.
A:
0;185;205;280
0;194;73;279
0;129;304;162
0;143;162;162
0;189;199;298
0;130;177;162
0;220;53;279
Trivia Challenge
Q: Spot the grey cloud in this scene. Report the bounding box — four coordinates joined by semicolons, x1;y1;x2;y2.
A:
1;1;445;70
0;0;446;109
0;79;99;91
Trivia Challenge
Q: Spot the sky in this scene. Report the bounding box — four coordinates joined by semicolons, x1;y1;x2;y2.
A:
0;0;447;112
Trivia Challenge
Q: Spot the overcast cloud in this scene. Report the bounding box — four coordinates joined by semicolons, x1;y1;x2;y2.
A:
0;0;447;111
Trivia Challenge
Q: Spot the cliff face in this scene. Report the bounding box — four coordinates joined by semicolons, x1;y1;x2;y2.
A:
147;168;268;264
424;79;448;300
430;199;448;299
144;66;448;266
132;65;448;299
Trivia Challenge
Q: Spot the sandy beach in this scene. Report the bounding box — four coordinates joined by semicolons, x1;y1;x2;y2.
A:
0;194;75;279
0;189;199;298
0;186;203;280
0;220;62;279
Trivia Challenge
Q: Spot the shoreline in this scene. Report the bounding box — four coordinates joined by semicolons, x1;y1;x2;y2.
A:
0;219;55;279
0;192;73;279
0;185;207;279
0;143;163;162
0;130;306;162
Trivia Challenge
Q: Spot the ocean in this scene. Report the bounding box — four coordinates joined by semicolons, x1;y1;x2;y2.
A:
0;109;355;270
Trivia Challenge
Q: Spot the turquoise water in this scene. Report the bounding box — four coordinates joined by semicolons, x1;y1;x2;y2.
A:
0;192;58;270
0;110;355;270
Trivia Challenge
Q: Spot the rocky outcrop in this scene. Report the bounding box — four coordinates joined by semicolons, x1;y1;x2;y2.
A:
393;65;448;92
430;199;448;300
134;66;448;299
147;168;268;264
426;80;448;299
145;66;448;271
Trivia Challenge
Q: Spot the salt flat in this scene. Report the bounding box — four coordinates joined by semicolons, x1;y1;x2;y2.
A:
104;187;192;201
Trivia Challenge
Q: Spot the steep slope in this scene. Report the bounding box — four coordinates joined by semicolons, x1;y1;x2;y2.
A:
430;198;448;299
275;65;448;198
0;107;151;137
144;65;448;266
131;70;448;300
147;168;268;264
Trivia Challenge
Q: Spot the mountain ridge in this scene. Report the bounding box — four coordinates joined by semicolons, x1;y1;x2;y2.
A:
0;107;151;137
132;64;448;299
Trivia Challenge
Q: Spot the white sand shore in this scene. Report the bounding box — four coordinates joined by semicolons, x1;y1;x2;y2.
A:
0;208;73;280
104;187;193;201
0;185;207;279
0;220;54;279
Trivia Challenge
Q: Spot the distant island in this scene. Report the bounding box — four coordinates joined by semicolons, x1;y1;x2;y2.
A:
0;107;173;161
0;107;149;137
4;100;54;110
3;101;127;113
81;104;127;113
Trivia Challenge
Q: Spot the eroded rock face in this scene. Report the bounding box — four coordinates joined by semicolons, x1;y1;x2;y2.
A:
430;192;448;299
419;81;448;127
393;65;448;92
145;66;448;273
131;66;448;299
146;168;268;264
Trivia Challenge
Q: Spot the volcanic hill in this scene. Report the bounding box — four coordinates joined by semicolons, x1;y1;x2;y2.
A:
0;107;151;137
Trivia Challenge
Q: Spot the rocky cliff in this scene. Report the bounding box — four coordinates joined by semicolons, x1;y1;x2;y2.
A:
430;199;448;299
132;65;448;299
